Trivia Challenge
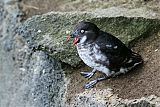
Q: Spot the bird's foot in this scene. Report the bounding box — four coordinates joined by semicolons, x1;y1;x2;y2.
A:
80;71;95;78
84;76;107;89
80;69;96;78
84;79;97;89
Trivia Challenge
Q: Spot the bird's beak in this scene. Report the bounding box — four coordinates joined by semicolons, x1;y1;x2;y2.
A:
69;30;80;45
73;36;79;45
70;29;79;38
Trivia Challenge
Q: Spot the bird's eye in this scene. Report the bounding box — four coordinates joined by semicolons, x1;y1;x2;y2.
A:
80;29;85;34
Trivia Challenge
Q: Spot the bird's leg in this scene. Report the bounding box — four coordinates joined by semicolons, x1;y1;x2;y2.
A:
80;68;96;78
84;76;108;89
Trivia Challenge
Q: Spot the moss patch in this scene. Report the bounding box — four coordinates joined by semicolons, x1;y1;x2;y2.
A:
19;11;160;67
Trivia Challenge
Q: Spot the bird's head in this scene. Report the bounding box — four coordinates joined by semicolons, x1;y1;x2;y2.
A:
70;21;100;45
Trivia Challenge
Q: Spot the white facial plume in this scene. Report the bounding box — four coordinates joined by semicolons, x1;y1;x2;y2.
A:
80;36;87;44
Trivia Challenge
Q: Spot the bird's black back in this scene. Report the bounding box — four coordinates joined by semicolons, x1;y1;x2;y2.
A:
95;31;132;70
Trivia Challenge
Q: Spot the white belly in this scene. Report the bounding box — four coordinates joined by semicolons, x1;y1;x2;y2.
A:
77;47;98;68
76;43;112;76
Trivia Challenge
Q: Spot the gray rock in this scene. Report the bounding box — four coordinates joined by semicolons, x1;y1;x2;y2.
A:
0;0;65;107
0;1;21;106
66;89;157;107
18;9;160;67
128;100;155;107
1;0;160;106
17;8;160;106
13;51;65;107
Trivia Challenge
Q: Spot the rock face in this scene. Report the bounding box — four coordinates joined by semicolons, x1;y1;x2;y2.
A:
17;51;65;107
67;89;157;107
18;11;160;67
18;7;160;107
0;1;65;107
0;0;160;107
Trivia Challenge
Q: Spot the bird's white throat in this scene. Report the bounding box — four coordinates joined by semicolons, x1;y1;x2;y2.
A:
80;36;87;44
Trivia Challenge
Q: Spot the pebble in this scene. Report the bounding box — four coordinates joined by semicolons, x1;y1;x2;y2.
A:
65;30;71;34
37;30;42;33
154;49;158;52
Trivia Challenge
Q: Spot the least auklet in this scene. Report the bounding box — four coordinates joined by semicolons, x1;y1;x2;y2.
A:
69;21;143;89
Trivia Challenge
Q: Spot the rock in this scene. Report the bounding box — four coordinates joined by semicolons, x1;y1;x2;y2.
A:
16;51;65;107
0;0;66;107
1;0;160;106
18;8;160;67
0;1;22;106
128;100;155;107
17;7;160;106
67;88;157;107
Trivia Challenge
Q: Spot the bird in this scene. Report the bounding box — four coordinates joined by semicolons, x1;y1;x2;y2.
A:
69;21;143;89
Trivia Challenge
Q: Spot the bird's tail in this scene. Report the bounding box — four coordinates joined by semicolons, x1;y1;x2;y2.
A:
124;52;143;70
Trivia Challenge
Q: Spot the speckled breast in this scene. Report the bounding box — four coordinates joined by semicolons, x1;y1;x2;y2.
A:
76;43;108;69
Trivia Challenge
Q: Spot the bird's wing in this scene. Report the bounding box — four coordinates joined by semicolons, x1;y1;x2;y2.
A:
96;32;131;69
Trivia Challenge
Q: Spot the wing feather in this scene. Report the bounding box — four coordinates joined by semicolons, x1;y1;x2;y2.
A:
95;31;132;69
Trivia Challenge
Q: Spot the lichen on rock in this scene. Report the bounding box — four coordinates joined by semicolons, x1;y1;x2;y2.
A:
19;11;160;67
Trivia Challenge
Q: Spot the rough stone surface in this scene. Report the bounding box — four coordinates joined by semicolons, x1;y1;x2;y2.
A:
14;51;65;107
18;10;160;67
0;1;21;106
1;0;160;107
0;0;65;107
18;7;160;107
66;88;159;107
19;0;160;18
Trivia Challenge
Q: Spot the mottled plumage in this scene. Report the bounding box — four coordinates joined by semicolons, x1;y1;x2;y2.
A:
70;21;143;89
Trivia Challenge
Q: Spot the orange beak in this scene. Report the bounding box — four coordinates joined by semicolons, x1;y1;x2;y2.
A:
73;36;79;45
